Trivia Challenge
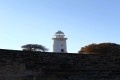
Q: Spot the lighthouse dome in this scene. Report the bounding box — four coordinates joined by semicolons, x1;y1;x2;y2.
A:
55;31;64;35
54;31;65;38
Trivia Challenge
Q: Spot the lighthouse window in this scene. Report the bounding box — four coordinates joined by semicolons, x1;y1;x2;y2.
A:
61;49;64;52
61;44;63;46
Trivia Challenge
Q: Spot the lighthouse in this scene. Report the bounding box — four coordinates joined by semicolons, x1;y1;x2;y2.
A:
52;31;67;53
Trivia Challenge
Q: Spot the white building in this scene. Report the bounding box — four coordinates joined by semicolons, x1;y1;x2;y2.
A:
52;31;67;53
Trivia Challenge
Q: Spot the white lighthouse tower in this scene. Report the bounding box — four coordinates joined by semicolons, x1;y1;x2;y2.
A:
52;31;67;53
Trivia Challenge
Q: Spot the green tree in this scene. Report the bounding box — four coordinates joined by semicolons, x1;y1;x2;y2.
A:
78;43;120;54
21;44;48;52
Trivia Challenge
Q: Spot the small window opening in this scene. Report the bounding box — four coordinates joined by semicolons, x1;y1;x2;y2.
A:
61;44;63;46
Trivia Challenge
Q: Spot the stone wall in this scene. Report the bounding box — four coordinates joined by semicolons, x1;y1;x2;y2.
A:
0;49;120;80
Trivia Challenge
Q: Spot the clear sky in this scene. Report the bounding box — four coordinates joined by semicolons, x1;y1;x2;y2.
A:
0;0;120;53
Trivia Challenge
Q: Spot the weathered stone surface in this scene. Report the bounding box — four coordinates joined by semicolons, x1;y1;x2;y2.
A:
0;49;120;80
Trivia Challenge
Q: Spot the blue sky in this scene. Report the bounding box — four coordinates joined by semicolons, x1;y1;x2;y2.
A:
0;0;120;53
